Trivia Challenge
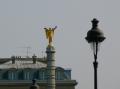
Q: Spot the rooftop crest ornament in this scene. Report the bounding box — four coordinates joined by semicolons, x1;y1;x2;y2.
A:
44;26;57;45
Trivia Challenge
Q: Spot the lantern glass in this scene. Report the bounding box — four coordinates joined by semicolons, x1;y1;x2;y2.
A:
90;42;101;55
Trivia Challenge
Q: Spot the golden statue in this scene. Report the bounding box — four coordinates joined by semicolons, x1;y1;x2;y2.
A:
44;26;57;45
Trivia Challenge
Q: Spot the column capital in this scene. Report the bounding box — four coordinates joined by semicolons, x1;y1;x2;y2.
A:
46;45;55;53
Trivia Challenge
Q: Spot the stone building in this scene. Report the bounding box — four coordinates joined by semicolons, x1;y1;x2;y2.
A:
0;55;77;89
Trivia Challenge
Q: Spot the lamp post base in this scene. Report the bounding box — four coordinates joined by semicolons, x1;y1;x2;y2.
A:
93;61;98;89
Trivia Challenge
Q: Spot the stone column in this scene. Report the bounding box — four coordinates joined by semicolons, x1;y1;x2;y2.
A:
46;45;56;89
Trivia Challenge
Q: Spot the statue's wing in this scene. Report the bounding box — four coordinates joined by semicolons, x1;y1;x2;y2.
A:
53;26;57;30
52;26;57;35
44;28;49;38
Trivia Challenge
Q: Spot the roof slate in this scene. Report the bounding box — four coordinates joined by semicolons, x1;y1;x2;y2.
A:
0;58;47;69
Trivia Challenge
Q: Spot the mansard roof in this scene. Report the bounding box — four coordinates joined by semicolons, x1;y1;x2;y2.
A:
0;57;47;69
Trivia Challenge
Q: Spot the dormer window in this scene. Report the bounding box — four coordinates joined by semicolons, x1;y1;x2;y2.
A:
64;70;71;80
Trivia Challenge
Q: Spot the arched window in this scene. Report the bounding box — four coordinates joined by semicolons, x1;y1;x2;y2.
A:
0;70;2;80
18;70;24;80
2;71;8;80
56;71;62;80
55;67;65;80
39;69;46;80
33;71;39;79
8;71;17;80
24;71;31;80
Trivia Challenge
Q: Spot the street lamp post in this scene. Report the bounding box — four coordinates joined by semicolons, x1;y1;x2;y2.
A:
85;18;106;89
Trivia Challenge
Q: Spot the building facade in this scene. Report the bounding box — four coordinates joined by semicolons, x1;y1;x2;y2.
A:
0;56;77;89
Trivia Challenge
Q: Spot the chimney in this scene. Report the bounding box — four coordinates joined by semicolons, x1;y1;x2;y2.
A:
32;54;37;64
11;56;15;64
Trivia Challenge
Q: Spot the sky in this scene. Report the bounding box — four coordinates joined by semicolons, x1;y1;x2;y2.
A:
0;0;120;89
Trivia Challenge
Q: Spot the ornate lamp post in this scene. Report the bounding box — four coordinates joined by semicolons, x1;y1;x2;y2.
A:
85;18;106;89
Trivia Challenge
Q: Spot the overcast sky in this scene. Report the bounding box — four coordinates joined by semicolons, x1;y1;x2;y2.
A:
0;0;120;89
